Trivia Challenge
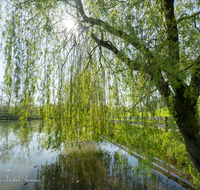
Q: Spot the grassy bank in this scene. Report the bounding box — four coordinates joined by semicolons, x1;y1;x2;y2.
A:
106;121;200;188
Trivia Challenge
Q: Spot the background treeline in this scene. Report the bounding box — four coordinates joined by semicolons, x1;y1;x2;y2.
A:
0;105;39;120
0;82;38;120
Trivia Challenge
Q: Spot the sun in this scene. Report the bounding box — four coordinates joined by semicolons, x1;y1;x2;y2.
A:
58;15;78;35
59;16;78;34
62;19;75;31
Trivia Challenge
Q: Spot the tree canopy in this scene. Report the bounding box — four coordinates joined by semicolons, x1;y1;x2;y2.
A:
1;0;200;184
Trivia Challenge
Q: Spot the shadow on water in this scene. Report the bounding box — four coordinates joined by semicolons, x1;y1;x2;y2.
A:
0;121;196;190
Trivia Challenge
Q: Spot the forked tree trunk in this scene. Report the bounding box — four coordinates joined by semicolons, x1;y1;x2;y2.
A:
173;96;200;174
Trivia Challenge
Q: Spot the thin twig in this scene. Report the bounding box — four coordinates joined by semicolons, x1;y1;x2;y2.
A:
125;89;157;112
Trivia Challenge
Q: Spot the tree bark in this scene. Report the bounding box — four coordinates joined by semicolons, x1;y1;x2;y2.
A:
173;95;200;174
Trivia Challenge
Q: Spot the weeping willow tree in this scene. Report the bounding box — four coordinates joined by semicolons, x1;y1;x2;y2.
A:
1;0;200;181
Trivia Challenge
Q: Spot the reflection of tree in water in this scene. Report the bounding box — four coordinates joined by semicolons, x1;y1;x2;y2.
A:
34;142;148;190
0;121;20;164
0;122;180;189
0;121;43;165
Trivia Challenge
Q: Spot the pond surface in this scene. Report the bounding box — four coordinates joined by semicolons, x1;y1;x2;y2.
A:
0;121;195;190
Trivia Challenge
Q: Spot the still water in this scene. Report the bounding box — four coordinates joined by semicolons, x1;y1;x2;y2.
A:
0;121;195;190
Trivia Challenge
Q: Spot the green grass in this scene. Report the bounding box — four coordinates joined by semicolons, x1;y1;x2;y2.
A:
155;108;170;117
106;122;200;188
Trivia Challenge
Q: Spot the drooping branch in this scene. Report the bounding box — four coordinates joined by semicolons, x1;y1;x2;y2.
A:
91;33;172;104
70;0;173;102
90;33;140;72
125;89;157;112
72;0;154;60
79;45;99;77
62;0;173;107
191;56;200;97
177;11;200;24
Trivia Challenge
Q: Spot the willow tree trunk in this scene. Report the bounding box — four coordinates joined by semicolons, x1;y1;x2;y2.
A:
173;96;200;174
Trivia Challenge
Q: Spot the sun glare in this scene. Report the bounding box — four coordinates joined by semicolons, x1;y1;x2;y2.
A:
59;16;78;35
63;19;75;31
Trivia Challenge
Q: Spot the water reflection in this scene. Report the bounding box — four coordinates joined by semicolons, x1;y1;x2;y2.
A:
34;142;147;190
0;121;41;166
0;121;194;190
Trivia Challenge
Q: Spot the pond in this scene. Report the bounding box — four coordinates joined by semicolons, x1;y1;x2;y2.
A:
0;121;195;190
